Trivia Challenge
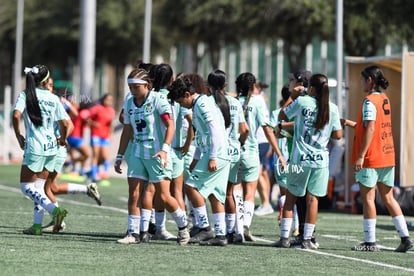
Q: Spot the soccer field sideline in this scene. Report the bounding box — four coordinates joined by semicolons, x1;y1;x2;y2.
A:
2;184;414;274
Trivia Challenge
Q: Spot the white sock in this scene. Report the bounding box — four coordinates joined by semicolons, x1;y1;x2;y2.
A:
33;203;45;225
170;207;188;229
363;218;376;243
233;188;244;235
140;209;152;232
225;213;236;234
20;182;55;214
193;205;210;229
127;215;140;235
280;218;293;238
212;212;226;236
293;204;299;230
303;223;315;240
155;211;166;232
393;215;410;237
243;201;255;227
67;183;87;194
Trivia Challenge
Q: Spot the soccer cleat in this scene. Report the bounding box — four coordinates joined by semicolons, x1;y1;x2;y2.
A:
148;222;157;235
272;237;290;248
352;241;379;252
52;207;68;233
311;236;319;249
243;226;255;241
117;233;140;244
226;232;235;244
189;226;201;237
87;182;102;206
153;229;177;240
301;239;318;250
43;220;66;232
140;231;151;243
254;204;274;216
233;233;245;244
199;235;228;246
394;237;413;252
23;225;42;235
188;227;215;244
177;227;190;245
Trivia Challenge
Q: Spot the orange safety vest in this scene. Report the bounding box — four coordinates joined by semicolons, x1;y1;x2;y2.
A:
351;93;395;168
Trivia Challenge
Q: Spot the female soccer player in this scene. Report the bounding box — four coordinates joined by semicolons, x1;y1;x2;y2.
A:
235;72;285;241
274;74;342;249
13;65;70;235
169;76;231;246
114;68;189;244
344;65;412;252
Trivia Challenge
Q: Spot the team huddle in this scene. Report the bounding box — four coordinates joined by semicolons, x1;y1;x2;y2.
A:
14;63;412;252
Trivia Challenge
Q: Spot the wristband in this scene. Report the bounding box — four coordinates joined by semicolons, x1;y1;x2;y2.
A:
116;154;124;161
161;143;170;153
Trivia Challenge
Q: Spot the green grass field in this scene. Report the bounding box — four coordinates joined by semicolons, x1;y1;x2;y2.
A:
1;164;414;275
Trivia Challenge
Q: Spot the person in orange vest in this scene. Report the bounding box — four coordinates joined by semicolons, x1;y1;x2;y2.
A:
343;65;412;252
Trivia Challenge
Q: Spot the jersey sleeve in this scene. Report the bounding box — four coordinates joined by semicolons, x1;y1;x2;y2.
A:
122;97;132;125
14;91;26;113
157;93;172;115
362;98;377;121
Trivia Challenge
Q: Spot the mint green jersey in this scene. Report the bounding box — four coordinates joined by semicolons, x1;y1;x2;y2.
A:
269;108;289;161
238;95;267;158
192;94;228;159
284;96;342;168
123;90;172;159
14;88;68;156
225;94;245;162
158;88;192;148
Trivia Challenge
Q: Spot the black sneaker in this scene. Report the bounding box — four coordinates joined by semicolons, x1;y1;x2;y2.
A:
199;235;228;246
395;237;413;252
188;227;215;244
140;231;151;243
272;238;290;248
352;242;379;252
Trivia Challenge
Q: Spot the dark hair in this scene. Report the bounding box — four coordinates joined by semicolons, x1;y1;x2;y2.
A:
136;60;153;72
151;63;173;92
236;72;256;117
309;74;330;130
168;76;196;103
207;69;231;128
361;65;389;90
186;73;209;95
25;65;50;127
127;68;152;90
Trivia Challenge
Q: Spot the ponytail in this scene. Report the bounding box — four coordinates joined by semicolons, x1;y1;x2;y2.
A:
207;69;231;128
24;65;50;127
310;74;330;130
235;72;256;118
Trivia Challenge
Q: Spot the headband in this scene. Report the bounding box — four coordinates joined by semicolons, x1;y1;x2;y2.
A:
127;78;147;84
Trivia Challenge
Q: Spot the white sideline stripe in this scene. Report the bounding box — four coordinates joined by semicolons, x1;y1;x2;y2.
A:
0;184;128;214
3;184;414;272
304;249;414;272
